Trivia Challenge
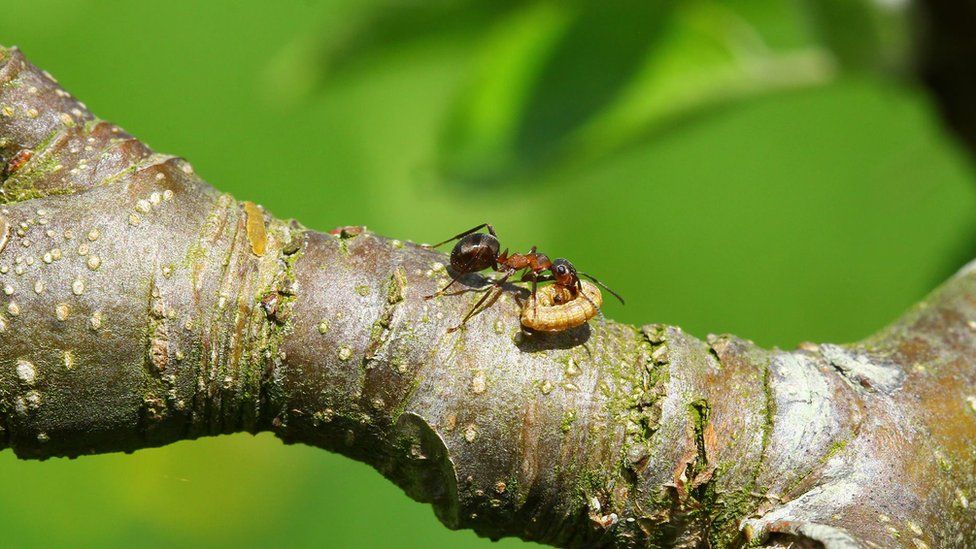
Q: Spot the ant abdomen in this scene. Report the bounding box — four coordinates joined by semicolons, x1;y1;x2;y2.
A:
450;232;499;273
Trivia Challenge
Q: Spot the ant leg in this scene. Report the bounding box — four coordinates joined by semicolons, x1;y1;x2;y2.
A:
430;270;509;300
524;271;558;313
423;277;460;300
447;270;513;332
516;270;541;316
575;277;601;310
441;285;493;297
441;271;511;296
531;275;539;317
423;223;496;249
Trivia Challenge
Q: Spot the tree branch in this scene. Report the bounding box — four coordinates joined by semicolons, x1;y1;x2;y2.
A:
0;46;974;548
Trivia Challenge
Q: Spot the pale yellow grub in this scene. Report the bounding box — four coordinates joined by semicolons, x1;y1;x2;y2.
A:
243;201;267;257
520;280;602;332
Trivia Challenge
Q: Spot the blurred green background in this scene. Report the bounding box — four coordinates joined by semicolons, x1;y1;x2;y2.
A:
1;0;974;547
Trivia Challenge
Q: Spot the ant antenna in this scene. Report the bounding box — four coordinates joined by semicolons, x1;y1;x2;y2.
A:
424;223;496;249
579;272;625;305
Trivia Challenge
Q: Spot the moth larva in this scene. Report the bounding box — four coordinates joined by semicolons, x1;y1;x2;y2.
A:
520;280;603;332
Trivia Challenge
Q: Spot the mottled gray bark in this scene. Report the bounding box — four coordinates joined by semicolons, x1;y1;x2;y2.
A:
0;46;974;548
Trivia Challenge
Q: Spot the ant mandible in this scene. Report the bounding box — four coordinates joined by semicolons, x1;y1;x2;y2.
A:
422;223;624;332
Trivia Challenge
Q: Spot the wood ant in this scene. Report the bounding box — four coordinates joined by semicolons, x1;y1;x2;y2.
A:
422;223;624;332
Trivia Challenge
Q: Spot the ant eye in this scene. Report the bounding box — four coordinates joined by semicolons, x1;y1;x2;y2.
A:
556;265;566;275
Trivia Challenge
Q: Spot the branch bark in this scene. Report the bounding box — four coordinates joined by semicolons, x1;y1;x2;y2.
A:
0;46;974;548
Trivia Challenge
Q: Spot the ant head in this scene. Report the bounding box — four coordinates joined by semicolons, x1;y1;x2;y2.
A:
553;258;626;305
551;258;579;288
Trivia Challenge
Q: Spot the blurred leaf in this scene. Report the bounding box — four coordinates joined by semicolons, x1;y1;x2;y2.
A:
440;1;675;184
264;0;910;182
439;1;836;186
565;3;836;164
799;0;912;72
513;1;675;160
437;2;577;182
271;0;534;91
265;0;526;106
721;0;811;50
320;0;524;73
800;0;884;70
